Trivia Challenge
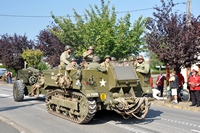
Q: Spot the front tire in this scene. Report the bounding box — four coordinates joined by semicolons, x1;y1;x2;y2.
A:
13;80;25;102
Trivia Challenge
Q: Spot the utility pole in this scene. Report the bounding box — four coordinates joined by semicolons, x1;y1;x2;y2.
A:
186;0;191;27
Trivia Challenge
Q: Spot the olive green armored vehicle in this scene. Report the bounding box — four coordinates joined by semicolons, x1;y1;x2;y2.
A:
13;65;153;124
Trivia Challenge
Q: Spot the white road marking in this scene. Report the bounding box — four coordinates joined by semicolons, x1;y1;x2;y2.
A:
191;129;200;133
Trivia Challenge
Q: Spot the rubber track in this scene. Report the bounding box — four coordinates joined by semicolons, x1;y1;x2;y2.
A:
13;80;24;102
46;89;96;124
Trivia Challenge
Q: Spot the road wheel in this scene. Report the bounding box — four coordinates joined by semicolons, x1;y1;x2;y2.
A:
13;80;25;102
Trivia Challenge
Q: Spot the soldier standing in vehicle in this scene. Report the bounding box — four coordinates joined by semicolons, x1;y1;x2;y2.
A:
83;46;94;63
66;57;79;70
101;55;111;70
134;55;150;83
121;58;129;66
133;55;150;74
128;55;137;65
87;56;107;72
29;73;45;98
60;45;74;69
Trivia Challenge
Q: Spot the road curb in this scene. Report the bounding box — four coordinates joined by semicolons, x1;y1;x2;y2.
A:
151;101;200;112
0;115;30;133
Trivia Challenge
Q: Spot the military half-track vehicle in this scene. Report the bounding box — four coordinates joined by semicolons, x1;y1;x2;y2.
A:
13;65;153;124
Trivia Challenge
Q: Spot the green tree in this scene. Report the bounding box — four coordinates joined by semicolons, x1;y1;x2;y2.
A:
21;49;44;68
49;0;147;60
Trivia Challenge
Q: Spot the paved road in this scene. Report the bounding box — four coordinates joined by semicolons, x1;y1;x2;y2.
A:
0;82;200;133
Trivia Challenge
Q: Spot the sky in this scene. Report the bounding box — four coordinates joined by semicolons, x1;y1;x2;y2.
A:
0;0;199;40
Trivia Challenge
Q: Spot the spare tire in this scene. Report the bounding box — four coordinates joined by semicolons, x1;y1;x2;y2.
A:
13;80;25;102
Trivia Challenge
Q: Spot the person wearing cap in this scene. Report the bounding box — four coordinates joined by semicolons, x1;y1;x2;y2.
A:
29;73;45;98
133;55;150;74
66;57;79;70
87;56;106;72
60;45;74;69
101;55;111;70
188;69;200;107
83;46;94;63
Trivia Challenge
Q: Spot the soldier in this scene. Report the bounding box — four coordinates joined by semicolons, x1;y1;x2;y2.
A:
83;46;94;63
29;73;45;98
134;55;150;84
128;55;137;65
87;56;107;72
66;57;79;70
121;58;129;66
111;57;118;66
101;55;111;70
80;58;88;69
133;55;150;74
60;45;74;69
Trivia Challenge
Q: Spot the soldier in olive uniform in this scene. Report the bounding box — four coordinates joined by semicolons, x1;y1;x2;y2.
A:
83;46;94;63
29;73;45;98
133;55;150;74
128;55;137;65
66;57;79;70
134;55;150;83
60;45;74;69
121;58;129;66
111;57;118;66
87;56;107;72
101;55;111;70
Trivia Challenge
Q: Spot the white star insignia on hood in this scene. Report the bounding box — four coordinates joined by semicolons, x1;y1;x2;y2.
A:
99;78;106;87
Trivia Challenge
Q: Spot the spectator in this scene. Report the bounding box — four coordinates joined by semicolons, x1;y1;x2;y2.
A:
6;71;11;83
169;70;179;104
188;69;200;107
10;71;12;83
176;69;185;101
156;72;166;97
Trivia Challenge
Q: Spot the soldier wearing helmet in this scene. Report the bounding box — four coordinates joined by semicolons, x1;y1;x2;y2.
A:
111;57;118;66
101;55;111;70
29;73;45;98
121;58;129;66
83;46;94;63
128;55;137;65
87;56;106;72
60;45;74;69
133;55;150;74
66;57;79;70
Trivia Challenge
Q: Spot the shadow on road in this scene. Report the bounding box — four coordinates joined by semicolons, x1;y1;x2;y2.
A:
0;97;45;112
88;108;163;125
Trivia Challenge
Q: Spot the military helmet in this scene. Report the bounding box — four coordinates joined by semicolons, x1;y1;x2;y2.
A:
137;55;144;60
88;46;94;50
104;55;111;60
65;45;72;50
70;57;76;62
128;56;136;61
111;57;116;61
93;56;100;62
123;58;127;62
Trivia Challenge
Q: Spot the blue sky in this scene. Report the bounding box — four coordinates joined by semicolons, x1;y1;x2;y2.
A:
0;0;199;40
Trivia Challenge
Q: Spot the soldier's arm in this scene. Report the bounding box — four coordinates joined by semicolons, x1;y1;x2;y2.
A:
83;51;90;58
60;53;70;65
97;65;107;72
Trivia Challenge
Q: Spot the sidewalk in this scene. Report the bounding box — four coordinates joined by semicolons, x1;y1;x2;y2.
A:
151;100;200;112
